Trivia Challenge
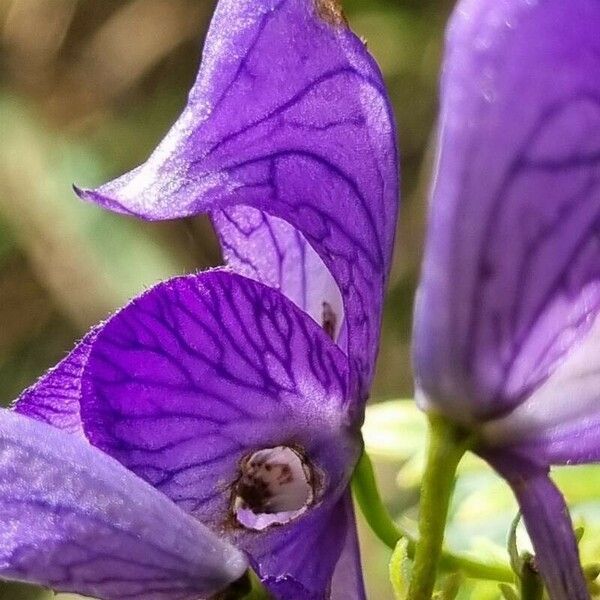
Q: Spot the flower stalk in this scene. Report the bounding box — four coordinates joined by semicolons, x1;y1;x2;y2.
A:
407;416;471;600
352;447;514;584
351;450;400;549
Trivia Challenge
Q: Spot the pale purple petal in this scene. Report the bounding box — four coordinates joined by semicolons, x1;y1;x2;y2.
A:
482;319;600;461
413;0;600;422
12;328;99;435
212;206;346;349
80;270;361;595
0;409;247;600
504;417;600;466
487;453;587;600
76;0;399;395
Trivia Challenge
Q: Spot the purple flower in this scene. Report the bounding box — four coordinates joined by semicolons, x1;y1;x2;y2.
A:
8;0;398;598
78;269;365;599
13;268;388;600
413;0;600;598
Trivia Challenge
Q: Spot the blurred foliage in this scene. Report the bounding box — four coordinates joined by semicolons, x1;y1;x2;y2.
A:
364;401;600;598
7;1;595;600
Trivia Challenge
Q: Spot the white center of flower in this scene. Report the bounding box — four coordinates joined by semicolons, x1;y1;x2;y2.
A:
232;446;314;530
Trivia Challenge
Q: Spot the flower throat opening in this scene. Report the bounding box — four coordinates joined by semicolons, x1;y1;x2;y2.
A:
232;446;314;530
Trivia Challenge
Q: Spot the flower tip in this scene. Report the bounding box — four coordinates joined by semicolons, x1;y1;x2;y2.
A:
72;184;137;217
72;183;86;199
72;183;100;204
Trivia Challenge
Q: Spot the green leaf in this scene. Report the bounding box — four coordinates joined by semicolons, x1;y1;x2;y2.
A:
438;573;462;599
507;513;522;575
519;556;543;600
584;563;600;582
390;538;412;600
498;583;519;600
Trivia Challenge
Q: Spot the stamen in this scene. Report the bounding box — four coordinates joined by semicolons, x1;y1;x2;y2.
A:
232;446;314;530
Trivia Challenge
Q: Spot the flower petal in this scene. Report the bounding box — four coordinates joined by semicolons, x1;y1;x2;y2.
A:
12;328;99;435
501;418;600;467
329;491;367;600
482;316;600;461
76;0;399;394
80;269;361;597
249;492;362;600
0;409;247;600
212;206;346;349
413;0;600;421
81;270;357;516
486;452;588;600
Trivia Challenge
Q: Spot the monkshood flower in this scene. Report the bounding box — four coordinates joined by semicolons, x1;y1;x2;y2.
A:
8;0;398;598
15;269;370;599
412;0;600;599
68;268;369;599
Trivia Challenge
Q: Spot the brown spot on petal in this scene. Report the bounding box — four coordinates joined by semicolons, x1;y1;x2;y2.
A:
315;0;347;27
321;301;337;340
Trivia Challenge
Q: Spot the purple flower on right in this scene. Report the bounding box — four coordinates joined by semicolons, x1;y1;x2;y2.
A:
413;1;600;598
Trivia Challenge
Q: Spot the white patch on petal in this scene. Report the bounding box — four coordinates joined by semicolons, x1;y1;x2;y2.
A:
483;311;600;445
215;206;346;348
233;446;314;530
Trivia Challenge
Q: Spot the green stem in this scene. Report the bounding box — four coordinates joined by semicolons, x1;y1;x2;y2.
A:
519;557;544;600
351;449;514;583
244;570;274;600
407;416;471;600
351;449;401;549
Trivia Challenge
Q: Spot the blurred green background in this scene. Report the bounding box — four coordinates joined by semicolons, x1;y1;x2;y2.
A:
0;1;559;599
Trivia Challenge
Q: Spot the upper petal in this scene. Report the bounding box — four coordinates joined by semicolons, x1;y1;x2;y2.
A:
76;0;399;395
413;0;600;421
12;328;99;435
0;409;247;600
80;270;361;596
